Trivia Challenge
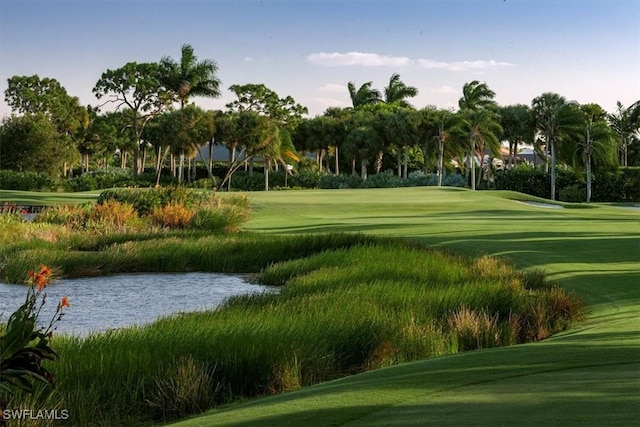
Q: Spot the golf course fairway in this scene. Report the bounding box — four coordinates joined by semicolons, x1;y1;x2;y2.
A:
172;187;639;426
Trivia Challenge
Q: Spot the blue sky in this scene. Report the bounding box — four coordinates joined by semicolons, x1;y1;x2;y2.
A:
1;0;638;117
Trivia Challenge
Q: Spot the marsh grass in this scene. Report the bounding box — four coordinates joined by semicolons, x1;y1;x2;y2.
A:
0;210;585;425
0;385;65;427
0;232;584;426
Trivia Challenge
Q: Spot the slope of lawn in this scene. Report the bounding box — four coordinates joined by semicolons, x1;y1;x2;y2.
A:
0;189;101;206
173;187;639;426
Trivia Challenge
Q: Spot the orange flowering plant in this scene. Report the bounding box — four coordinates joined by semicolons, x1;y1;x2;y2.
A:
0;265;70;397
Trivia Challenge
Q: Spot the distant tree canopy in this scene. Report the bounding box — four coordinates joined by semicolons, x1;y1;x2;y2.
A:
0;114;78;175
2;46;639;189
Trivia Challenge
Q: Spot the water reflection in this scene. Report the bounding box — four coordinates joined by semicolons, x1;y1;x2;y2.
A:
0;273;273;336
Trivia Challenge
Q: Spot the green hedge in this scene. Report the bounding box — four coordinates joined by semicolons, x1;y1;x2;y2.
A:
0;170;60;191
495;167;640;202
318;171;466;189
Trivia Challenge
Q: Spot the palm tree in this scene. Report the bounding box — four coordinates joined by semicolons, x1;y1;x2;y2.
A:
347;81;382;108
160;44;222;108
458;81;497;111
499;104;535;168
259;124;299;191
532;93;583;200
384;73;418;107
573;105;616;203
608;100;640;166
462;109;503;190
159;44;222;181
429;109;467;186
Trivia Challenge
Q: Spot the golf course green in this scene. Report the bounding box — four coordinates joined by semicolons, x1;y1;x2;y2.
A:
170;187;639;426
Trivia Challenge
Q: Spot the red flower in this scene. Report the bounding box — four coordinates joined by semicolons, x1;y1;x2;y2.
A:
39;265;52;276
59;296;71;309
35;273;48;292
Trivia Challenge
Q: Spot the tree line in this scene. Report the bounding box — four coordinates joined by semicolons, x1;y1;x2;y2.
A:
1;43;639;199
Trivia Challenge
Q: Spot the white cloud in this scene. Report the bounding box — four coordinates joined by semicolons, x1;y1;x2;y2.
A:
244;57;254;62
307;52;412;67
318;83;346;93
307;51;515;72
418;59;515;71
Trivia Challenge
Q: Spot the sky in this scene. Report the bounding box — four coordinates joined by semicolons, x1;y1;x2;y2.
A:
0;0;638;118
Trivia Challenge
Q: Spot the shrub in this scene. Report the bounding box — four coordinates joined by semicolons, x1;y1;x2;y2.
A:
495;167;550;198
290;169;324;188
559;184;585;203
0;170;59;191
88;201;139;232
496;166;640;202
229;171;265;191
555;170;582;194
318;172;466;190
97;187;209;215
36;204;92;229
591;167;640;202
361;170;407;188
440;173;467;187
66;169;139;191
620;167;640;201
150;203;195;229
188;177;219;189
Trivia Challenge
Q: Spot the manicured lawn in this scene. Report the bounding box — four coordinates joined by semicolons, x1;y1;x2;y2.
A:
0;189;101;206
172;187;639;426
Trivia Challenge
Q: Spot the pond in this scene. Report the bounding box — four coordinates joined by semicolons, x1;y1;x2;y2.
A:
0;273;274;336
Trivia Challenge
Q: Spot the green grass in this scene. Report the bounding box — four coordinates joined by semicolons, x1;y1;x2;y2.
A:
171;187;639;426
4;231;579;425
2;186;637;426
0;189;101;206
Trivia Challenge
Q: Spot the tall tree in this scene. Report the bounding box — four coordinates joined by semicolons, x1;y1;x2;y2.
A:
532;93;583;200
144;106;215;184
225;84;306;188
322;107;351;174
159;44;222;180
226;84;307;130
375;105;421;178
608;100;640;167
82;111;125;170
383;73;418;107
421;108;467;186
0;114;78;176
293;115;340;173
344;108;383;179
159;44;222;109
93;62;172;176
571;104;617;202
458;80;497;111
499;104;535;168
347;81;382;109
5;75;89;174
461;109;503;190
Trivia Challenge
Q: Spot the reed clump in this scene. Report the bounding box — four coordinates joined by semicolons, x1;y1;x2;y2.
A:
1;205;584;425
0;235;584;425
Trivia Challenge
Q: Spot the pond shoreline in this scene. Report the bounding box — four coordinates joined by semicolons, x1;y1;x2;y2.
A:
0;272;274;336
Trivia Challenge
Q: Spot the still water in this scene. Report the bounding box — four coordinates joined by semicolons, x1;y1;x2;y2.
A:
0;273;273;336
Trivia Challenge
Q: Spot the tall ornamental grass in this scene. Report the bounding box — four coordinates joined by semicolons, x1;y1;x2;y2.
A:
0;235;584;426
